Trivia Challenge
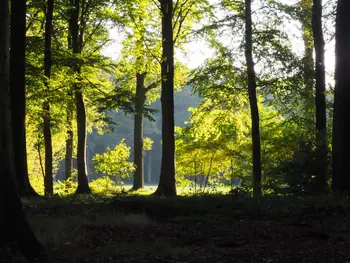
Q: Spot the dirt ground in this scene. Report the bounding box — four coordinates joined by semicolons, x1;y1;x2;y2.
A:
4;195;350;262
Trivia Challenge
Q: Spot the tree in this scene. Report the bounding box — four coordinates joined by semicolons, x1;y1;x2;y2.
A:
24;1;70;193
65;0;75;186
244;0;261;197
70;0;91;194
195;0;311;194
129;0;157;190
93;140;135;184
9;0;38;196
116;0;205;191
175;93;295;193
133;72;147;189
153;0;177;196
332;0;350;194
0;0;46;259
43;0;55;195
22;0;119;193
312;0;328;192
300;0;315;128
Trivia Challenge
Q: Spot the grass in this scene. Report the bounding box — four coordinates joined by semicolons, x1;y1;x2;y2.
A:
123;184;231;196
32;179;232;199
29;176;232;198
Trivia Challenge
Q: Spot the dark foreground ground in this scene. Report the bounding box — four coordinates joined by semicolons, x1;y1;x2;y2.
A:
4;195;350;262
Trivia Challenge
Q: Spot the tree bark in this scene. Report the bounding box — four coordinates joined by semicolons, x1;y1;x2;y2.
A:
132;73;146;190
0;0;46;259
153;0;176;197
312;0;328;192
70;0;90;194
65;5;74;185
65;109;73;184
9;0;38;197
74;88;90;193
244;0;262;197
43;0;54;196
147;152;152;184
332;0;350;194
301;0;315;127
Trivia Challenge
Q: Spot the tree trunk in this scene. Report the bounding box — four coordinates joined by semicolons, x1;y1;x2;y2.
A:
70;0;90;194
43;0;54;196
0;0;46;260
133;73;146;190
9;0;38;197
332;0;350;194
147;152;152;184
312;0;328;192
153;0;176;197
244;0;262;197
301;0;315;128
74;88;90;193
65;110;73;184
65;8;73;185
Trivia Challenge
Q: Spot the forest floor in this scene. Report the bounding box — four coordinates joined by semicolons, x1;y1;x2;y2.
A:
6;194;350;262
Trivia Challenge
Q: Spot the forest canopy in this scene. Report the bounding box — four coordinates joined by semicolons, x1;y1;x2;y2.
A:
12;0;338;197
3;0;350;261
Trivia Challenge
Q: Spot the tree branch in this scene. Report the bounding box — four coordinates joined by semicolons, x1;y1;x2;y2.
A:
173;4;193;45
145;79;162;92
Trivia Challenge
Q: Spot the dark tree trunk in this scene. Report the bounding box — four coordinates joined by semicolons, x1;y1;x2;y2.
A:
132;73;146;190
312;0;328;192
147;152;152;183
43;0;54;196
43;101;53;195
74;88;90;193
301;0;315;127
153;0;176;197
0;0;46;260
65;7;73;185
332;0;350;194
70;0;90;194
244;0;262;197
9;0;38;197
65;120;73;183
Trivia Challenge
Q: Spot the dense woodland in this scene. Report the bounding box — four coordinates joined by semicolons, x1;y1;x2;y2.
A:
1;0;350;262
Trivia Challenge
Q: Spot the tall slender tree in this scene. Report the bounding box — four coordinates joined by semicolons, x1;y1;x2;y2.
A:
122;0;205;190
70;0;90;194
43;0;55;196
332;0;350;194
153;0;177;196
0;0;46;259
312;0;328;192
9;0;38;196
65;2;74;186
244;0;261;197
65;95;74;185
300;0;315;127
133;72;147;190
129;9;160;190
132;1;148;190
